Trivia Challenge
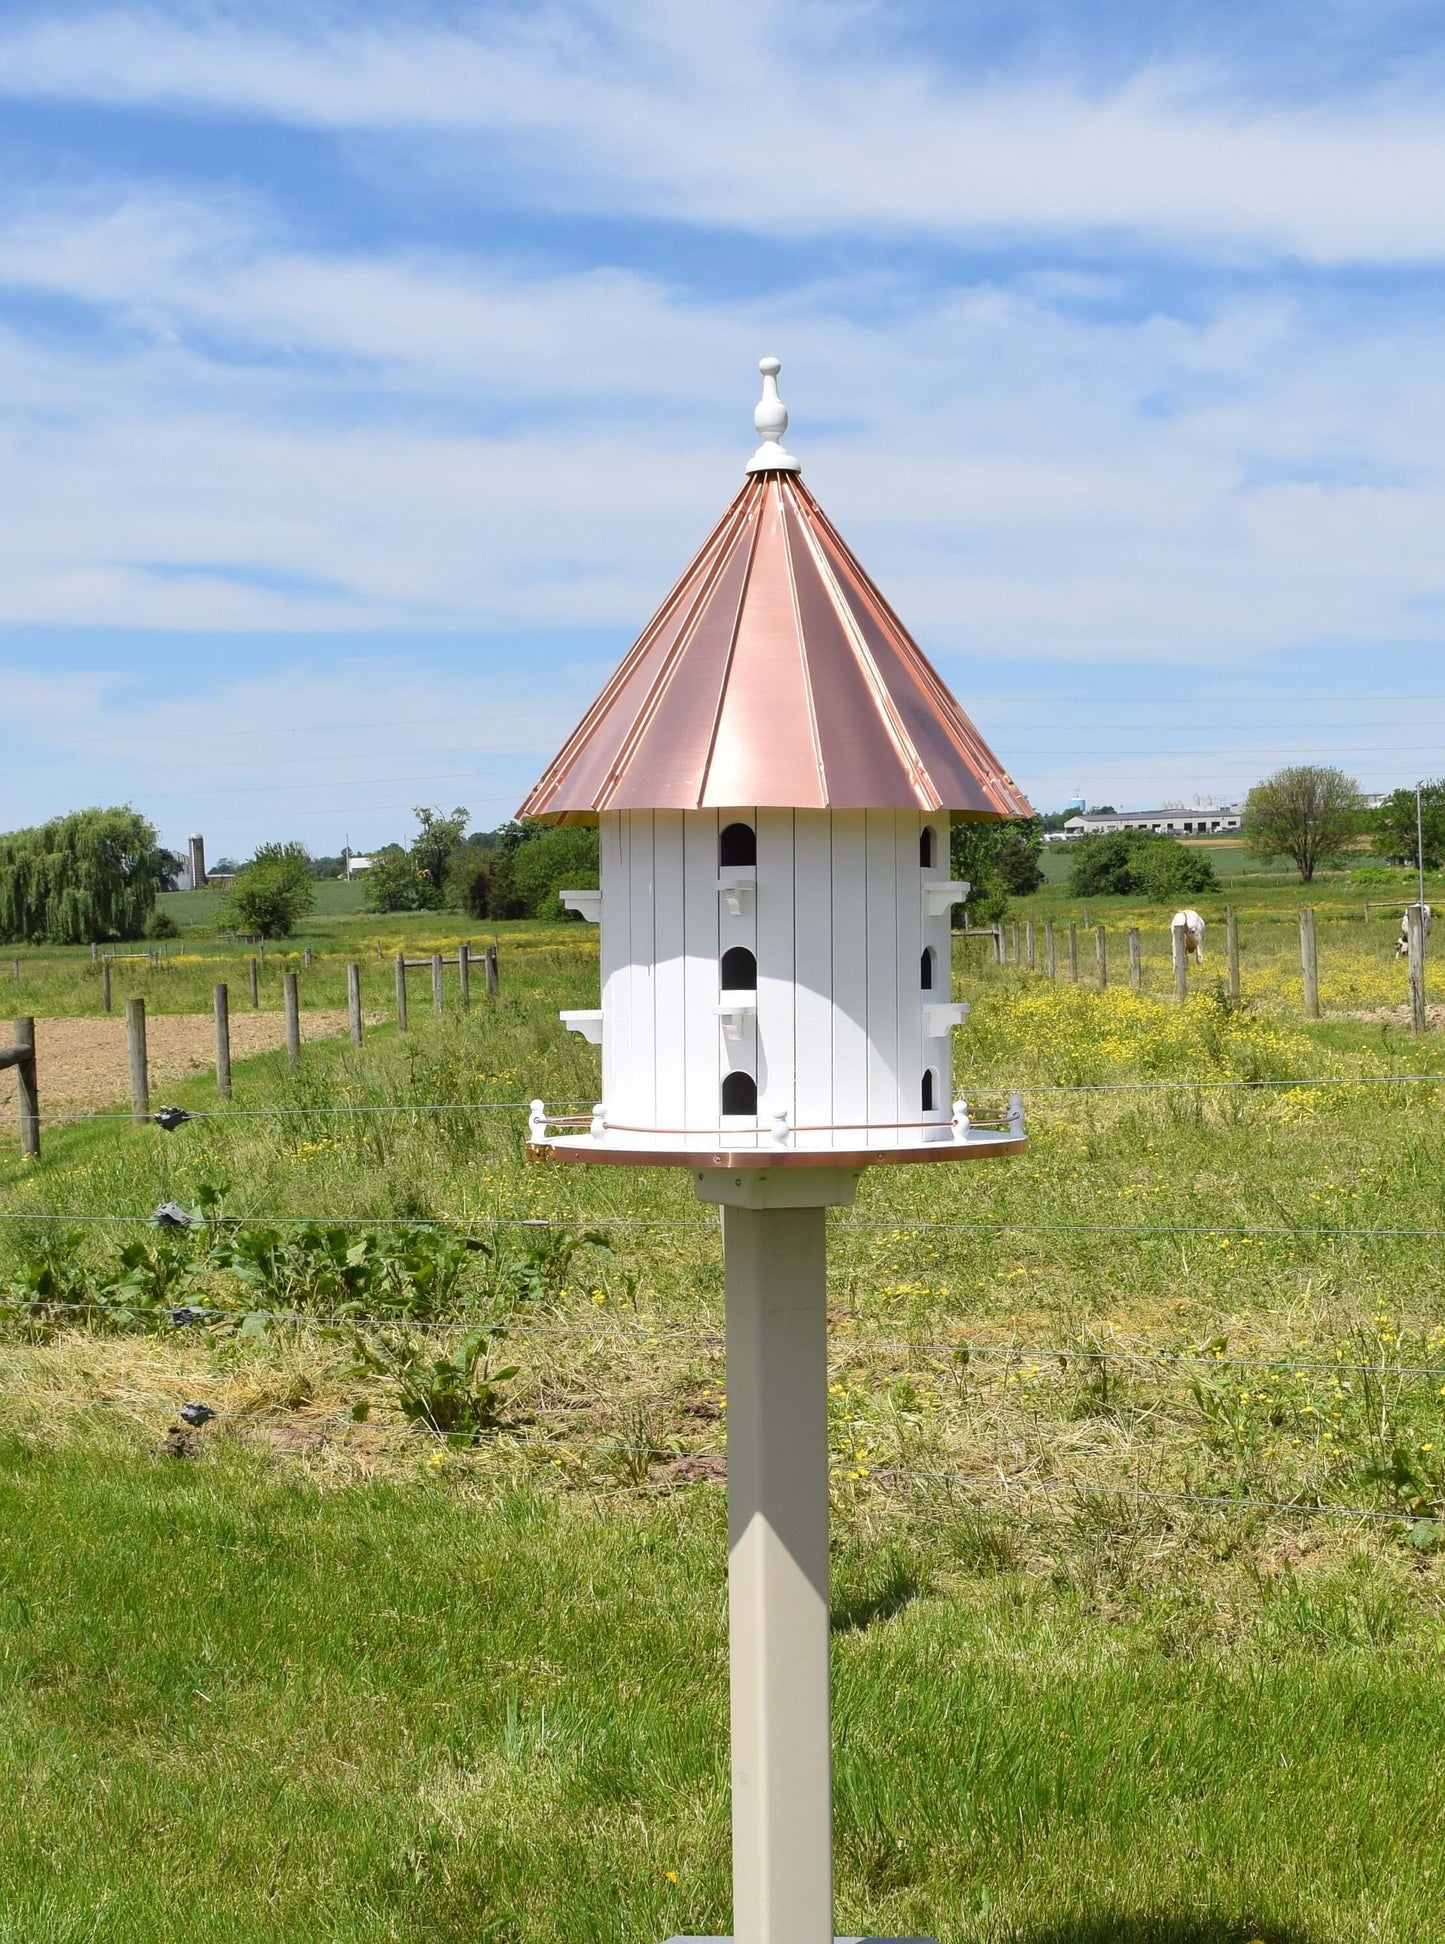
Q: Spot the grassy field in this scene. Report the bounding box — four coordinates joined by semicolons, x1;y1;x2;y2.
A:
156;876;371;928
5;889;1439;1028
3;921;1445;1939
3;916;593;1018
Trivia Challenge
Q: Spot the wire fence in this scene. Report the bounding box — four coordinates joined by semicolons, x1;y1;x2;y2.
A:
25;1068;1445;1127
8;1058;1445;1537
2;1299;1442;1381
2;1210;1445;1243
22;1396;1415;1531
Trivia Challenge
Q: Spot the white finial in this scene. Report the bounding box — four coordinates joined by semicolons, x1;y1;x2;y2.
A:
746;355;802;474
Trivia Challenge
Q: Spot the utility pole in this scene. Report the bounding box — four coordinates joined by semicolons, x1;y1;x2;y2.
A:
1417;780;1427;918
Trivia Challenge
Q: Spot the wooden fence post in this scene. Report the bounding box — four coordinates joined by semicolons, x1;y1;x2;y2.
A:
13;1017;37;1158
395;952;409;1031
992;925;1004;966
1095;924;1108;990
1172;924;1188;1002
11;960;18;983
485;943;499;998
248;957;259;1009
348;963;363;1046
303;948;314;971
1408;903;1428;1036
1226;907;1240;1000
1067;923;1079;983
126;997;149;1121
1044;919;1056;979
1300;907;1319;1020
431;952;445;1017
91;942;98;962
283;970;301;1070
101;958;112;1014
1025;920;1035;971
1128;927;1141;992
458;941;471;1009
213;983;232;1100
1010;920;1020;964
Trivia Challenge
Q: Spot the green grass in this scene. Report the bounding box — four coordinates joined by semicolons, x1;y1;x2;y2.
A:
1;1441;1441;1942
157;877;371;926
2;918;593;1017
5;941;1445;1936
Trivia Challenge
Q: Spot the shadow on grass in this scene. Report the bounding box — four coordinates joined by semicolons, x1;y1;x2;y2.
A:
830;1546;925;1633
1004;1915;1313;1944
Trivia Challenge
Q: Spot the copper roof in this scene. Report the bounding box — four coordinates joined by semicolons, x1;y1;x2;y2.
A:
519;368;1031;823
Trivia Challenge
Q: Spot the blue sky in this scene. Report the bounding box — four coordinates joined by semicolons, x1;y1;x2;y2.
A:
4;0;1445;858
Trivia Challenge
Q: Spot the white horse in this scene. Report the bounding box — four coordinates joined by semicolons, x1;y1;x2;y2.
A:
1396;903;1433;958
1171;909;1206;964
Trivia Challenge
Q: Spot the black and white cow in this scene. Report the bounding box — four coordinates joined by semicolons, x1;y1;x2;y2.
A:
1396;903;1433;958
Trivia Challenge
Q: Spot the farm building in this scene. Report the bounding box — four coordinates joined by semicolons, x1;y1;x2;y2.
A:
1061;804;1245;839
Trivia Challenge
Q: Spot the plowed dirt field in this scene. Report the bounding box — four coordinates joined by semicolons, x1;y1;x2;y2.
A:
0;1012;372;1125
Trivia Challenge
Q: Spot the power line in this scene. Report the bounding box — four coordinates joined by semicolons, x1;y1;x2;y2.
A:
130;772;523;803
45;703;577;751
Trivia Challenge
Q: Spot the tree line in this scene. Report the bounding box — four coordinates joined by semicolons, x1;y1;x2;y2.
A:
0;769;1439;943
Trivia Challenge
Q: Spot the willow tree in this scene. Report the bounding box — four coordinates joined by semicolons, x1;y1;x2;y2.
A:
0;807;168;943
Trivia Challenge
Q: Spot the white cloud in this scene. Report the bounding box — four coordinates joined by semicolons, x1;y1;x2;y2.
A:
0;657;606;853
3;8;1445;261
2;185;1445;667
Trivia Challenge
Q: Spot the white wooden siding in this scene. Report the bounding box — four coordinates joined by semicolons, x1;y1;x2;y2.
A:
626;813;655;1124
600;813;629;1112
682;809;719;1132
830;810;868;1129
793;812;833;1133
864;811;899;1140
716;806;758;1108
596;807;944;1137
894;812;924;1129
652;810;686;1130
755;809;795;1119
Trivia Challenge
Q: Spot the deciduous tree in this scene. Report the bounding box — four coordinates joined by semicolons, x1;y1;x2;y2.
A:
1245;766;1363;883
1371;781;1445;872
949;818;1043;922
1067;830;1217;902
220;843;316;938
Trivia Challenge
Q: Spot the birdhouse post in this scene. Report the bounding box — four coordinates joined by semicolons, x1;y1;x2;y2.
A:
523;359;1031;1944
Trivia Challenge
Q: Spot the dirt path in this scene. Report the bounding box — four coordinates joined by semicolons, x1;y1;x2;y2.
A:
0;1012;374;1121
1343;1003;1445;1028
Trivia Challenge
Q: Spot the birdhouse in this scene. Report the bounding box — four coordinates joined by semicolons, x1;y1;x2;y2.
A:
520;360;1034;1944
523;357;1031;1170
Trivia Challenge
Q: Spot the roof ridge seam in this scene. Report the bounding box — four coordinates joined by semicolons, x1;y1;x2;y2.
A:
594;489;754;812
803;494;1027;809
787;484;939;811
518;489;746;818
777;479;829;804
696;476;764;808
